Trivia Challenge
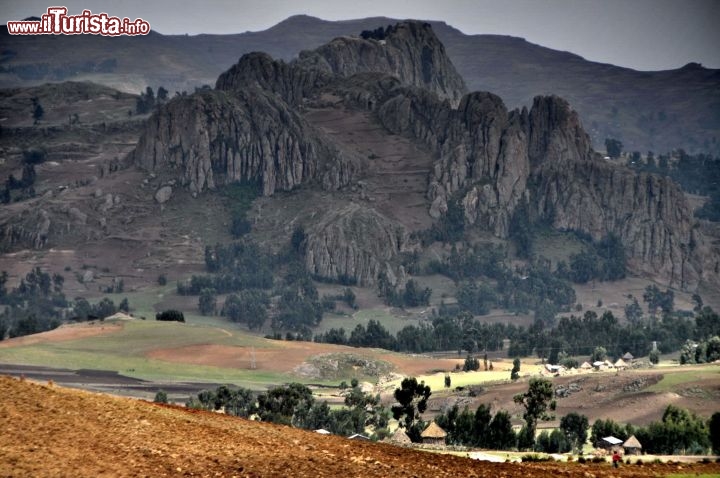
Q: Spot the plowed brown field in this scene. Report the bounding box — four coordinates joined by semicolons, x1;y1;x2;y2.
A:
2;376;719;478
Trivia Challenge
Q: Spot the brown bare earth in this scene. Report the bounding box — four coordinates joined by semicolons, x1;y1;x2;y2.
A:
3;376;720;478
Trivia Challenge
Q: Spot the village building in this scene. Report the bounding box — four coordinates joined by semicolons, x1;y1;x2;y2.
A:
420;422;447;446
622;352;634;362
598;436;624;452
385;428;412;446
623;435;642;455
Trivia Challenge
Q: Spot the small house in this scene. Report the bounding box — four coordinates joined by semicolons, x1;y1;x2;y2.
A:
614;358;627;369
622;352;634;362
420;422;447;446
623;435;642;455
598;436;624;451
580;361;592;370
385;428;411;446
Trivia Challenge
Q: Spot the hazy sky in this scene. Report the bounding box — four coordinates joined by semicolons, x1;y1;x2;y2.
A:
2;0;719;71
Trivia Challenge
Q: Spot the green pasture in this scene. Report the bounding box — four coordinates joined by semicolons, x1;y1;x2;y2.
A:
315;307;414;335
0;319;288;386
646;364;720;393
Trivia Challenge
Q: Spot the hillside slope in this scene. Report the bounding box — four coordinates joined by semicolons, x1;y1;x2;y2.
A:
3;376;719;477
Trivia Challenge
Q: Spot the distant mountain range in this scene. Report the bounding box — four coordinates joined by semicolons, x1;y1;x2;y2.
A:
2;14;719;154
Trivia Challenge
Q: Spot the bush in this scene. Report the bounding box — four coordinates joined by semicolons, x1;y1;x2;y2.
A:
153;390;168;403
156;310;185;322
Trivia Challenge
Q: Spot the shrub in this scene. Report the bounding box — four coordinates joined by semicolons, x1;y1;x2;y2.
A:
156;310;185;322
153;390;168;403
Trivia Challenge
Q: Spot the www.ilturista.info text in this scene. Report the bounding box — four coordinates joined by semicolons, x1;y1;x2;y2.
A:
7;7;150;36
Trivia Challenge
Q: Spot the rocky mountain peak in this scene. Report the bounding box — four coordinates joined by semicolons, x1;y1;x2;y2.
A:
298;21;467;106
528;95;592;165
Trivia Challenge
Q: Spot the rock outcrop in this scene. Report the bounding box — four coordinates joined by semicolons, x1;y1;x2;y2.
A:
533;157;700;288
304;203;410;286
216;52;331;105
125;19;711;289
369;81;705;287
131;88;359;195
298;21;467;106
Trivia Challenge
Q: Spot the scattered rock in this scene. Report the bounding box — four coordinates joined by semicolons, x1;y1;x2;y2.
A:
154;186;173;204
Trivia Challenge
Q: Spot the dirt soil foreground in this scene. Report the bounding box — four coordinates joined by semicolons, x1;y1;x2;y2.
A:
2;377;719;478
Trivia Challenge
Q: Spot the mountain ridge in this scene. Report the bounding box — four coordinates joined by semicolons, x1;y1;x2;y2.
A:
2;15;718;154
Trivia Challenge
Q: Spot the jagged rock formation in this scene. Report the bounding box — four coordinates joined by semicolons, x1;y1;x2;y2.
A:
533;156;700;288
304;204;410;286
125;20;711;289
130;88;359;195
367;81;704;287
215;52;331;105
298;22;467;107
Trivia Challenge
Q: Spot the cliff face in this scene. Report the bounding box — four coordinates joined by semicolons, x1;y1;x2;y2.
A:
304;203;410;286
533;157;700;288
131;88;359;195
299;22;467;106
369;81;704;287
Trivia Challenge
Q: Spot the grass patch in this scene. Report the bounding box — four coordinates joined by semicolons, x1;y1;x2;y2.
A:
381;370;511;392
0;320;286;386
315;308;410;335
646;365;720;392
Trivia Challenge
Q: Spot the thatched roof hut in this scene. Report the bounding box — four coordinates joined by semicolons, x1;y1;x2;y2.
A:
420;422;447;446
580;361;592;370
623;435;642;455
386;428;411;445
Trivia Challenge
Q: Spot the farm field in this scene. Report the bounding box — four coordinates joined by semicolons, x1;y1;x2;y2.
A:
2;375;720;478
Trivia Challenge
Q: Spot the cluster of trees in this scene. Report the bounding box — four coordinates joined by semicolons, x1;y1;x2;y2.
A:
377;275;432;308
177;241;274;296
316;302;717;371
428;245;576;324
2;161;37;204
435;403;516;449
315;313;508;354
186;380;391;439
679;334;720;365
135;86;169;114
221;290;268;330
222;182;260;239
0;268;65;338
359;24;396;41
436;378;587;453
592;406;717;455
155;310;185;322
0;268;129;339
556;234;626;284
